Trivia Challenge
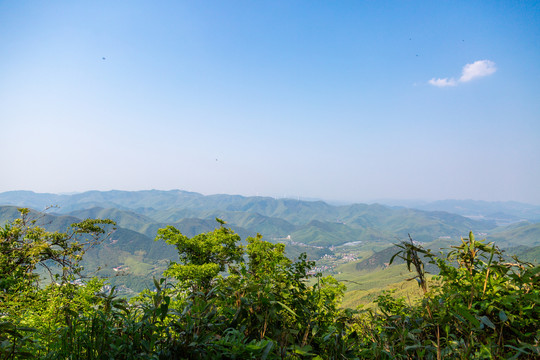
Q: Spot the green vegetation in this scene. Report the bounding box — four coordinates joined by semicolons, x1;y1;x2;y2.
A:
1;210;538;359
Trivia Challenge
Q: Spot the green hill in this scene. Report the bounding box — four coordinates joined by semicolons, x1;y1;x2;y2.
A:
1;190;496;237
487;221;540;248
0;205;86;233
67;207;159;234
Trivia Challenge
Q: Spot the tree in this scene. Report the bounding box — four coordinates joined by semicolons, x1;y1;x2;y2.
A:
0;208;115;296
0;208;116;359
155;218;243;293
156;222;353;359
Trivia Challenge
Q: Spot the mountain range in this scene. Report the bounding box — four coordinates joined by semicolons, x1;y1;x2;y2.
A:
1;190;538;293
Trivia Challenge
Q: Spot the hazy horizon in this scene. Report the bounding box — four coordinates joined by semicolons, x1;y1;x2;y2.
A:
1;1;539;204
2;188;540;207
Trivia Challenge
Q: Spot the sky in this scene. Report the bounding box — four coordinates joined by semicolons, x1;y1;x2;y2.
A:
1;1;539;204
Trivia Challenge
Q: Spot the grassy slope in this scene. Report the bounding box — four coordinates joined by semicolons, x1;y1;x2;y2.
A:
332;263;425;309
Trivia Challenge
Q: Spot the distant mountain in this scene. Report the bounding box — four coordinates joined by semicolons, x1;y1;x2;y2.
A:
290;220;390;247
1;190;499;247
0;205;85;233
510;245;540;264
486;222;540;248
0;189;202;213
65;207;254;240
0;191;65;211
67;207;159;235
391;199;540;224
336;204;495;243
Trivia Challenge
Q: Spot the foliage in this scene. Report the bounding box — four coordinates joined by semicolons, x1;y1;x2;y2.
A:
361;232;540;359
1;211;538;359
156;219;244;292
0;208;114;295
156;221;352;358
0;209;115;359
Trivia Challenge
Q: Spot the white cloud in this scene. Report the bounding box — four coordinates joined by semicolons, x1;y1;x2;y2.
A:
459;60;496;82
429;60;496;87
429;77;457;87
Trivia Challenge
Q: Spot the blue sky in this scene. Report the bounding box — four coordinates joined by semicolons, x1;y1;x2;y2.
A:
1;1;539;204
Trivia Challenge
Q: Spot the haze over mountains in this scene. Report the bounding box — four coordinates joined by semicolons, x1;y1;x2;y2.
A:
376;199;540;225
1;189;539;293
2;189;539;246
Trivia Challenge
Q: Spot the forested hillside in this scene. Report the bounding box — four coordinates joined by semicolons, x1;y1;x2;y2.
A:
0;190;499;244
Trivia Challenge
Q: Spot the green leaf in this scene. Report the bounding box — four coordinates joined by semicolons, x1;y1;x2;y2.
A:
479;315;495;330
498;310;508;322
453;307;480;328
292;344;313;355
270;300;297;317
261;341;274;360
